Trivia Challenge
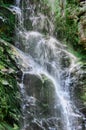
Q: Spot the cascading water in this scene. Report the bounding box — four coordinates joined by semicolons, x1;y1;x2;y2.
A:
12;0;85;130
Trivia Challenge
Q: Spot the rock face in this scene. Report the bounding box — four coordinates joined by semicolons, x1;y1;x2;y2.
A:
19;71;66;130
54;0;86;55
0;38;21;129
16;0;55;35
78;1;86;48
69;63;86;113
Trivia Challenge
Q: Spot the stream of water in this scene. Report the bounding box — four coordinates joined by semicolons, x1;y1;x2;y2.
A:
12;0;85;130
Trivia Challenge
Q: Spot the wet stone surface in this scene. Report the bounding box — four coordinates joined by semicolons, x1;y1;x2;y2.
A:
20;73;63;130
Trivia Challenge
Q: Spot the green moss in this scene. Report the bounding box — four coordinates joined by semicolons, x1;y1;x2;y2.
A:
54;1;86;61
0;122;19;130
0;1;15;43
0;43;21;130
81;93;86;101
0;0;14;6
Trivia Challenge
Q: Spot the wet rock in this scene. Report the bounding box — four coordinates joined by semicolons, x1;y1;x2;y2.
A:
78;13;86;48
42;117;62;130
20;72;65;130
30;121;44;130
16;70;23;83
23;73;56;118
20;0;54;35
59;52;71;68
69;63;86;113
24;122;44;130
23;74;42;98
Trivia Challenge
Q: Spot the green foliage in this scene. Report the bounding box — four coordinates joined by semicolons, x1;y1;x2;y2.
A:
55;17;66;40
66;0;78;5
54;0;86;61
0;43;21;130
0;1;25;129
0;122;19;130
81;93;86;102
0;0;14;6
0;1;15;43
43;0;48;4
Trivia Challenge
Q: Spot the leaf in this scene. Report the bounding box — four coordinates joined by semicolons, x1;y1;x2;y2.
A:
1;80;9;85
13;124;19;130
0;65;5;70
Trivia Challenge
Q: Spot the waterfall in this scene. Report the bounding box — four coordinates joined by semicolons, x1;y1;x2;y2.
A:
13;0;85;130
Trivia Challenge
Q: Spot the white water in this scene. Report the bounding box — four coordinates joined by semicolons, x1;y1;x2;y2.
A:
13;0;84;130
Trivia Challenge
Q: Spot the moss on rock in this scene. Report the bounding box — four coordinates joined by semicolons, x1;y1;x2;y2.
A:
0;1;15;43
0;39;21;130
54;0;86;61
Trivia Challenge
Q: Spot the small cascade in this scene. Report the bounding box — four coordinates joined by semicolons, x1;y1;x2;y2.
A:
15;45;83;130
12;0;85;130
